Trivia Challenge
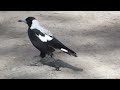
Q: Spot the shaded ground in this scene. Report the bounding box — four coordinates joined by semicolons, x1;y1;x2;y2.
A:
0;11;120;79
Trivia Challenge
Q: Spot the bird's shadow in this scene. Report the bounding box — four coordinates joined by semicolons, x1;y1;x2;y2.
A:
30;56;83;71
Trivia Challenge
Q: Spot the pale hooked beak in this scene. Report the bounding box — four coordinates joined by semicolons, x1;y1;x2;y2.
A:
18;20;27;23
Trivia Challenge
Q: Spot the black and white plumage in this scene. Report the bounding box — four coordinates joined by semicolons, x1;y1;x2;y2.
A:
18;17;77;58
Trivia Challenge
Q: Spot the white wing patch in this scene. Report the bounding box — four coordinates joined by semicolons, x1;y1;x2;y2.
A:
31;20;53;36
61;48;68;52
36;34;53;42
45;35;53;41
36;34;47;42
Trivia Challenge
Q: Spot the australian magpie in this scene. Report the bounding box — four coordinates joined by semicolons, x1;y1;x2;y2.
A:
18;17;77;58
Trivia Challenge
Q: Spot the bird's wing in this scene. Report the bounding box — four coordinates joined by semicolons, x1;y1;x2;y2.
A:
48;37;77;57
36;25;53;36
32;29;44;36
32;29;53;42
31;29;77;57
40;26;53;36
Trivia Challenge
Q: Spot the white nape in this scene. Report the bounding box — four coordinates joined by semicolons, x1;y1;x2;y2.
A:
30;20;53;36
30;20;41;30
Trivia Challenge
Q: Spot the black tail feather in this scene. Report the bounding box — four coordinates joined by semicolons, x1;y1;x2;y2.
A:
49;37;78;57
61;47;78;57
66;48;78;57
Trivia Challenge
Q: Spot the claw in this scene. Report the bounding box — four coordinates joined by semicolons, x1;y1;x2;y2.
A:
55;67;60;71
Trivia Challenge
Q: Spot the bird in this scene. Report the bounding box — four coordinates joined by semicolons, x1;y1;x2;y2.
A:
18;17;77;59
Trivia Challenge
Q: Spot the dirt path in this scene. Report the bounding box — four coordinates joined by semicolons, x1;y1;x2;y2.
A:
0;11;120;79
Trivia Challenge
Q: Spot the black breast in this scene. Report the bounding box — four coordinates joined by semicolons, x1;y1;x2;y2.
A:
28;29;51;52
28;29;44;50
28;29;55;55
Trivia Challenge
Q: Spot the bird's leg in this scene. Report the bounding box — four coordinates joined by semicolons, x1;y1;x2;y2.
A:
40;52;46;58
47;52;54;58
55;67;61;71
31;52;45;66
30;59;43;66
50;53;54;58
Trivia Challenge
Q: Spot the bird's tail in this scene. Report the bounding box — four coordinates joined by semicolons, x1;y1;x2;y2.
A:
50;37;77;57
60;47;78;57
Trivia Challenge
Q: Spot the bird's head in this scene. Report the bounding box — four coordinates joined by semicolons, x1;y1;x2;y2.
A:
18;17;36;27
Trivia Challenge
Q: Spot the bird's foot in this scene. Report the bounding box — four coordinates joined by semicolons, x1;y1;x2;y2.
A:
48;53;54;58
55;67;61;71
30;60;43;66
